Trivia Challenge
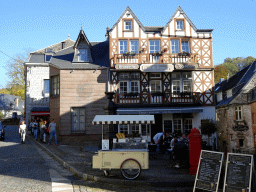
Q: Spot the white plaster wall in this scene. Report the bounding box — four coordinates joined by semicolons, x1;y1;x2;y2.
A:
134;21;139;38
118;22;122;38
123;32;133;38
186;20;190;36
111;27;116;38
169;21;175;36
193;106;216;129
141;29;147;38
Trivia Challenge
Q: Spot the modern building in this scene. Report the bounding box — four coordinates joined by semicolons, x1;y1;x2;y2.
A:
107;6;215;142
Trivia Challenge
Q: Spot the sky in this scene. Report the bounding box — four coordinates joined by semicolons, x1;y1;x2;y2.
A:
0;0;255;88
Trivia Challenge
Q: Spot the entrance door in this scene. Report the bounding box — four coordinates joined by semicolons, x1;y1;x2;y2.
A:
151;114;162;142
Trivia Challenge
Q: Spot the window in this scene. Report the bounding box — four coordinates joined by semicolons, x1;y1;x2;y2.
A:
150;80;161;93
44;79;49;93
119;40;128;54
235;106;243;121
119;125;128;135
184;119;192;133
50;76;60;96
150;73;161;79
171;72;192;95
173;119;182;133
176;20;184;30
239;139;244;147
171;40;180;53
45;48;53;53
71;107;86;133
130;40;139;53
45;55;52;62
118;73;140;94
78;49;88;62
130;124;140;134
181;40;190;53
118;124;150;139
149;40;160;53
125;21;132;30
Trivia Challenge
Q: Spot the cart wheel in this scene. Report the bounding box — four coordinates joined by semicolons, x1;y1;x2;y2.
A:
120;159;141;180
103;170;109;177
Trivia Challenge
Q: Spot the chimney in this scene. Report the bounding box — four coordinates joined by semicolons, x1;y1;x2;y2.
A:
15;98;19;107
105;27;110;41
61;42;65;49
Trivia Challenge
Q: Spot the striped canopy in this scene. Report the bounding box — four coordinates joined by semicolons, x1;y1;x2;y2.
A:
92;115;155;125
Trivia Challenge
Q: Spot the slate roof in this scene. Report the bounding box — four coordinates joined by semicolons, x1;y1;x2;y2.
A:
215;61;256;107
27;39;75;64
0;94;24;111
49;40;109;70
109;6;213;34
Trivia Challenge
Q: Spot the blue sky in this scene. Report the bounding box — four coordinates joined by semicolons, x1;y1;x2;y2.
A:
0;0;255;88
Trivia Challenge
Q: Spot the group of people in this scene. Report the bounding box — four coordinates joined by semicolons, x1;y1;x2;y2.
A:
19;117;58;145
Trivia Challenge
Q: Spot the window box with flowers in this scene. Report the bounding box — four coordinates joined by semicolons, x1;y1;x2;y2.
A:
122;52;136;57
178;51;190;57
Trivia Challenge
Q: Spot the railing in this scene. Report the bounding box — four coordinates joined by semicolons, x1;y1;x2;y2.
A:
114;92;204;104
113;53;198;64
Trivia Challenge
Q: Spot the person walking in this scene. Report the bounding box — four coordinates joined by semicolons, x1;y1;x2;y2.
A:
48;119;58;146
19;121;26;144
33;119;39;140
39;118;44;142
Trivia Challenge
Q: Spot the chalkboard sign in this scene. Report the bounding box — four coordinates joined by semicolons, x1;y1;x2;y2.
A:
194;150;224;192
223;153;253;192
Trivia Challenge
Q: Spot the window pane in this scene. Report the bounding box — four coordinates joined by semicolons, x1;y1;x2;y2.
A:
130;40;139;53
125;21;132;30
120;41;128;54
120;125;128;135
119;81;128;94
183;80;191;92
177;20;184;30
172;72;181;78
78;49;87;61
182;41;190;53
151;80;161;92
44;79;49;93
182;72;192;78
149;40;160;53
172;80;180;95
131;81;139;93
131;124;140;134
171;40;180;53
173;119;182;133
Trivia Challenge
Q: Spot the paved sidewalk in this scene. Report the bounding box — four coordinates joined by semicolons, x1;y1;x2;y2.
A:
28;134;196;188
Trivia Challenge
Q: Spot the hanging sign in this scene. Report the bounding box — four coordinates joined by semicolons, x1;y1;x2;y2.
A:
140;64;174;72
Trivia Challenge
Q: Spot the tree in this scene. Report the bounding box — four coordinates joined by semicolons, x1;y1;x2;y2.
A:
200;119;217;146
214;65;229;83
4;48;34;100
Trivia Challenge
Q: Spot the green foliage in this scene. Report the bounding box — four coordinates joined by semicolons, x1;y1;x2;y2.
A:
0;112;4;120
214;65;229;83
200;119;217;137
3;48;34;100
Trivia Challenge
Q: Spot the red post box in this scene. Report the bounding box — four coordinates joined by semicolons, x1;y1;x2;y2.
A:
188;128;202;175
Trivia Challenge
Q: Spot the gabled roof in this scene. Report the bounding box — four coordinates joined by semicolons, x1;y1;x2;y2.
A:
73;29;92;48
215;61;256;107
109;6;213;34
50;41;109;70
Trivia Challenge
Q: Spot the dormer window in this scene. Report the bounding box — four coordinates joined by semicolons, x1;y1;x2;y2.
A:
176;20;184;30
46;48;53;53
78;49;88;62
125;20;133;30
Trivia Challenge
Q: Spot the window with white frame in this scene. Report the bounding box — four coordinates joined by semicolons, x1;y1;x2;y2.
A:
171;40;180;53
119;125;129;135
235;106;243;121
150;80;161;93
130;40;139;53
149;73;161;79
184;119;192;133
118;124;139;135
130;124;140;134
173;119;182;133
119;40;128;54
181;40;190;53
149;40;160;53
172;72;192;95
176;20;184;30
44;79;49;93
78;49;88;62
50;76;59;96
125;21;132;30
118;73;140;94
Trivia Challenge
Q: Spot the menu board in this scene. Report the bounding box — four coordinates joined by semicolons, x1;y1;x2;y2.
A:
223;153;253;192
102;139;109;150
194;150;224;192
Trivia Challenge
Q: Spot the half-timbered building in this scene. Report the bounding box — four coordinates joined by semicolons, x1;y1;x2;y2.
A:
107;6;215;142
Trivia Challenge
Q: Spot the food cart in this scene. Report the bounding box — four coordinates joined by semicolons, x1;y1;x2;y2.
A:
92;115;155;180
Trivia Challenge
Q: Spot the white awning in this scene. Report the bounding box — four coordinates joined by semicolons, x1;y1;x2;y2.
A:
92;115;155;125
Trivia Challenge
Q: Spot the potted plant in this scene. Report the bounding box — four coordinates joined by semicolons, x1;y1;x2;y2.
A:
122;52;136;56
151;92;163;97
178;51;190;57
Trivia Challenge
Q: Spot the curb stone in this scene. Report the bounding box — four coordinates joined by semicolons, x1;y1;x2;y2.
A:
28;135;195;188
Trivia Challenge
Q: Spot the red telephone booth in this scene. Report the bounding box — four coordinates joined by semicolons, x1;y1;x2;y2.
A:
188;128;202;175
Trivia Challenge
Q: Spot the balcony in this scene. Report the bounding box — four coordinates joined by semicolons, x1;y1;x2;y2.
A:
113;53;198;65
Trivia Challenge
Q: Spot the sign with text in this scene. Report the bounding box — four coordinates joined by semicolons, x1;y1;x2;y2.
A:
223;153;253;192
115;64;139;70
102;139;109;151
140;64;174;72
193;150;224;192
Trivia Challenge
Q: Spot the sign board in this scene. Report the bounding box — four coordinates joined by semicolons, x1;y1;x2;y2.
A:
223;153;253;192
194;150;224;192
115;64;139;70
140;64;174;72
175;63;198;70
102;139;109;151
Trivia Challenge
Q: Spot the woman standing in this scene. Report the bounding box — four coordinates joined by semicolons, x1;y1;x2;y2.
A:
19;121;26;144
